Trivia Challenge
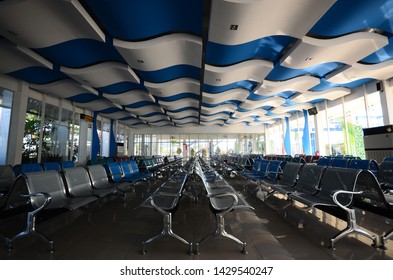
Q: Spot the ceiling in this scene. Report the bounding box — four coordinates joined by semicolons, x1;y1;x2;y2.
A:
1;0;393;128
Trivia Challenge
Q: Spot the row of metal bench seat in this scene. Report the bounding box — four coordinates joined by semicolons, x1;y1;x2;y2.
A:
259;161;393;249
0;164;133;252
192;157;254;254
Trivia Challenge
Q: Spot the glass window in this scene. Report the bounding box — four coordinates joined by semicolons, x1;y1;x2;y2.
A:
327;103;346;156
0;88;13;164
101;121;110;157
366;91;384;128
308;115;317;155
72;113;80;162
41;103;61;162
345;95;367;158
23;98;43;163
316;102;329;156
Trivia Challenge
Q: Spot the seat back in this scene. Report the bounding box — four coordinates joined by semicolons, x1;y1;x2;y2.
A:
330;158;349;168
266;160;284;181
61;166;93;197
278;162;303;186
24;170;67;209
60;161;76;169
104;162;123;183
377;161;393;185
42;162;61;171
13;163;43;177
0;165;15;193
317;157;331;167
296;165;326;195
129;160;141;175
86;164;111;189
119;161;133;179
319;167;360;206
251;158;261;172
258;160;270;176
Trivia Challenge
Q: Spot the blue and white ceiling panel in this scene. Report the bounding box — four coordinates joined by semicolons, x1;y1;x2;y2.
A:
208;0;336;45
30;79;98;100
60;62;140;88
167;110;199;120
240;96;286;111
255;76;320;97
327;61;393;84
73;99;118;113
204;60;273;87
201;104;237;116
145;78;200;99
0;0;104;48
202;89;249;104
232;109;267;119
125;105;164;117
159;98;200;112
2;0;393;128
291;87;351;103
271;103;313;115
281;32;389;69
103;90;155;107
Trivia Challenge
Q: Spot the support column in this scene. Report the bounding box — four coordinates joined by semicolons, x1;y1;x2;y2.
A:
8;80;29;165
381;79;393;125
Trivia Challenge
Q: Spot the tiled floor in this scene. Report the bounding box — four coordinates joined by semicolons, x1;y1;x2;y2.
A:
1;175;393;260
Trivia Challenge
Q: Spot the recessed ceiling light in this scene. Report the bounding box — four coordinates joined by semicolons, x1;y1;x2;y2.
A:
230;25;238;30
305;57;313;61
137;59;144;63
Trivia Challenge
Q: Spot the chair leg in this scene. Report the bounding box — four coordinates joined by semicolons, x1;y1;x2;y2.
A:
195;213;247;255
380;228;393;249
142;212;192;255
7;211;54;252
329;208;377;250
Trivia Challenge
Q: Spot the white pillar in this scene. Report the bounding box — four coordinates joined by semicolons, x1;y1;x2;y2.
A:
8;80;29;165
381;79;393;125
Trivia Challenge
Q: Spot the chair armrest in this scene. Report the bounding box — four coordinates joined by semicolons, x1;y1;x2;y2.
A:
23;192;52;215
208;192;238;215
332;190;362;211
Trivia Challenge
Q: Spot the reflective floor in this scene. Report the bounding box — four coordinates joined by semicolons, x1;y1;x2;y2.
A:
1;175;393;260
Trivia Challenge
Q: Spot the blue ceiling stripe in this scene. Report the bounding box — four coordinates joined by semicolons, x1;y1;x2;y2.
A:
310;78;374;91
203;81;256;93
34;39;125;68
266;62;342;81
97;107;121;114
206;36;293;66
310;0;393;36
202;100;240;107
166;106;199;113
67;93;100;103
8;67;68;85
135;65;200;83
361;37;393;63
97;81;146;94
124;101;156;108
82;0;203;40
156;93;199;102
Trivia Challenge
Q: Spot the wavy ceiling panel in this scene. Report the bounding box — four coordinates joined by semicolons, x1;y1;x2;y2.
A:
255;76;320;97
281;32;388;69
240;96;286;111
103;90;155;106
204;60;273;86
2;0;393;128
61;62;140;88
30;79;98;100
291;88;351;103
208;0;336;45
